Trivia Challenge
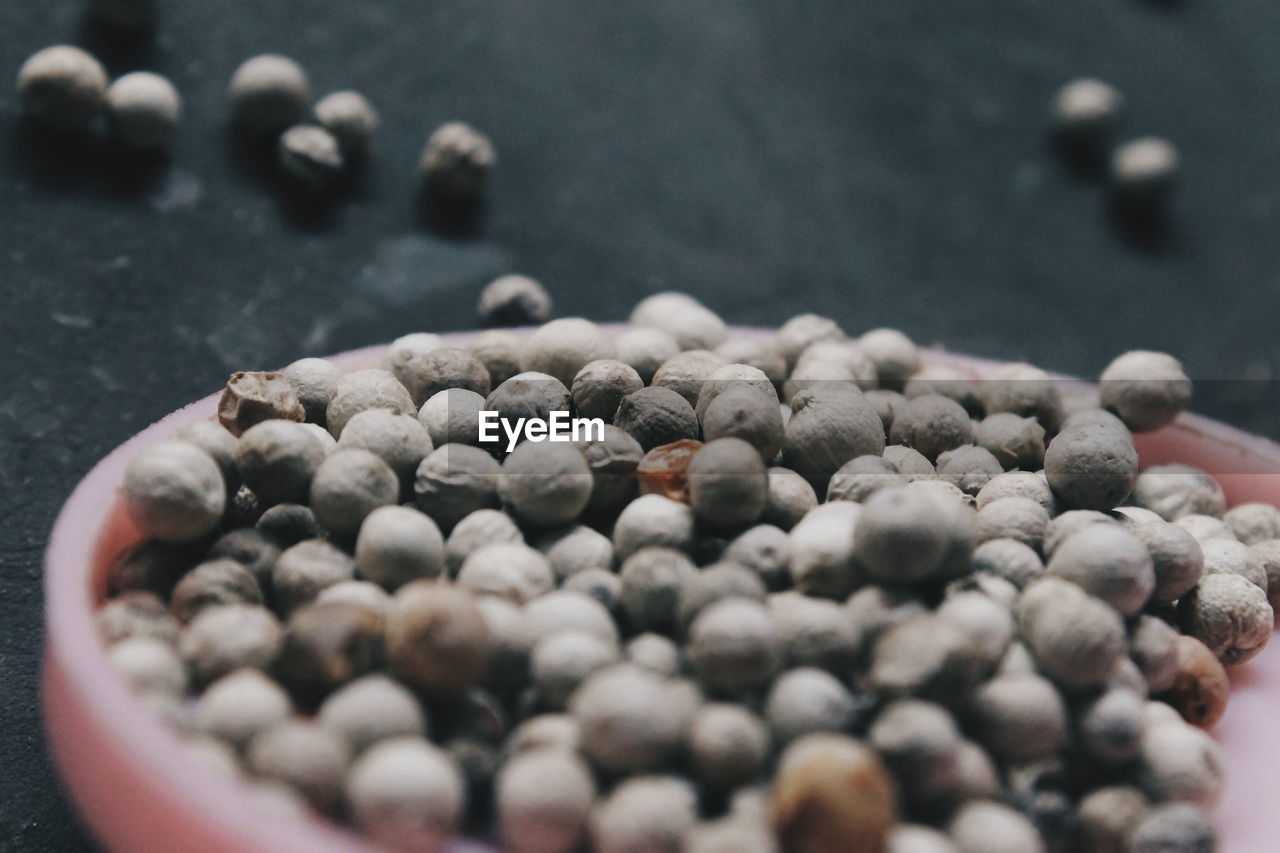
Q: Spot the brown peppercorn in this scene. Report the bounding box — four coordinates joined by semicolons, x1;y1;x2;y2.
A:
386;582;494;698
274;601;386;707
771;733;897;853
1160;635;1229;729
218;371;306;437
636;439;703;503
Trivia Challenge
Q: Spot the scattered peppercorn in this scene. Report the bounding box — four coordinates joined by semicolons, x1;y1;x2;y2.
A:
107;71;181;149
227;54;311;135
17;45;108;131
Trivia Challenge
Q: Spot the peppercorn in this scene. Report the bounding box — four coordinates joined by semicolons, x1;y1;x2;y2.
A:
1251;538;1280;608
974;413;1046;471
1129;614;1181;695
458;542;555;604
517;590;618;653
948;801;1046;853
688;598;781;697
178;604;283;686
590;775;699;853
1136;720;1225;807
771;733;897;853
97;591;179;645
888;394;974;463
631;292;729;351
337;408;433;488
1051;78;1124;151
888;825;962;853
309;448;398;538
459;331;519;389
1130;803;1216;853
401;346;494;409
975;496;1049;553
723;524;791;591
272;539;356;615
970;539;1044;588
255;502;325;546
1111;137;1180;208
473;274;550;328
1157;634;1228;730
419;120;496;200
787;500;862;598
1200;537;1267;590
688;702;771;789
273;600;385;706
219;371;307;437
1018;578;1125;688
764;667;857;745
870;613;986;700
1116;505;1165;528
677;563;767;634
615;546;696;634
1176;513;1236;544
387;581;493;698
635;439;702;502
444;508;522;576
569;664;697;774
227;54;310;134
346;737;463;843
652;349;728;407
716;338;787;387
483;372;573;442
685;437;769;530
771;314;844;371
499;441;593;527
1043;509;1118;556
1047;523;1155;615
233;419;326;506
977;362;1063;432
855;486;976;584
624;633;682;678
1076;786;1149;853
531;630;619;710
1080;687;1147;764
791;339;877;393
883;444;937;482
193;668;292;751
171;558;262;624
936;590;1014;673
783;384;885;490
701;385;786;463
769;591;859;677
107;70;181;150
351;505;444;591
903;366;983;417
108;636;188;697
172;421;240;495
506;714;580;755
826;455;904;503
1096;351;1193;434
1132;464;1227;521
612;494;696;559
16;45;108;131
325;369;416;438
1177;572;1272;665
317;580;390;615
122;440;226;542
1044;421;1139;511
615;327;681;385
313;90;377;158
613;386;700;452
415;388;483;450
968;674;1065;763
762;467;818;530
935;445;1002;496
412;444;500;532
275;359;340;426
857;328;920;390
496;747;596;853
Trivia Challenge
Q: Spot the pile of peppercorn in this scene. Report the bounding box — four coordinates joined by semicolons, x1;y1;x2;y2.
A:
100;285;1276;853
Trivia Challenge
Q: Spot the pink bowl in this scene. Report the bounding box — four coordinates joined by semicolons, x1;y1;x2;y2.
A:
44;330;1280;852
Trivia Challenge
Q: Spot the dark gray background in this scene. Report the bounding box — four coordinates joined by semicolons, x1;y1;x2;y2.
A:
4;0;1279;849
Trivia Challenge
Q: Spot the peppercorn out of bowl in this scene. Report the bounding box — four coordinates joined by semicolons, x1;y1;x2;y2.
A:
44;327;1280;853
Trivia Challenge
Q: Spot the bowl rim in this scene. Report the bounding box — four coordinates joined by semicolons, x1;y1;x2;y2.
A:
42;327;1280;852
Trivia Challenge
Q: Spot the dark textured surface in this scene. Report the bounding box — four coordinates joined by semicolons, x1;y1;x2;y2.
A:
4;1;1280;849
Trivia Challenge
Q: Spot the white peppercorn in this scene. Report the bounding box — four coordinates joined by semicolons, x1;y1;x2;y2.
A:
272;539;357;615
179;604;282;686
888;394;974;463
1218;503;1280;548
948;801;1046;853
761;467;818;530
975;470;1055;513
16;45;108;131
768;591;859;677
227;54;310;134
106;70;181;150
280;357;343;425
567;359;640;423
935;590;1014;673
496;748;596;853
1044;422;1139;511
1130;803;1216;853
688;703;771;789
473;594;526;698
387;581;494;698
888;825;962;853
1080;687;1147;764
569;665;697;774
977;362;1064;433
458;543;555;604
859;328;921;389
724;524;791;590
612;494;695;559
337;408;433;486
1132;464;1227;521
507;714;580;755
975;496;1050;553
417;387;486;450
325;368;415;437
783;384;885;490
615;327;681;384
826;455;905;503
419;120;496;200
935;445;1002;496
316;580;391;614
1129;614;1181;695
868;699;962;802
499;440;593;527
792;339;877;391
677;563;767;632
624;633;681;678
445;508;522;575
171;421;239;495
968;674;1065;763
855;486;976;584
1175;513;1236;544
1111;137;1180;208
870;613;986;700
618;546;697;634
702;385;785;462
532;524;613;582
787;500;862;598
1251;538;1280;608
1136;721;1225;807
974;413;1046;471
903;366;982;417
234;419;326;505
517;589;618;652
513;318;614;388
1043;508;1119;556
1018;578;1125;688
108;636;187;696
1097;351;1192;434
716;337;787;386
353;505;445;591
773;314;844;370
651;349;728;407
590;775;699;853
484;372;574;439
1047;523;1155;615
685;437;768;530
309;448;398;538
568;424;640;518
970;539;1043;588
278;125;344;188
122;440;226;542
882;444;936;481
194;668;291;751
531;630;619;710
463;329;522;388
613;386;700;451
476;274;551;327
630;291;728;351
315;674;426;755
1076;786;1149;853
1177;572;1272;665
404;347;495;409
255;503;325;546
764;667;857;745
1051;78;1124;150
171;558;262;624
97;591;179;646
313;90;377;157
346;736;465;847
1200;537;1267;590
415;444;502;532
688;598;781;697
863;389;905;434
